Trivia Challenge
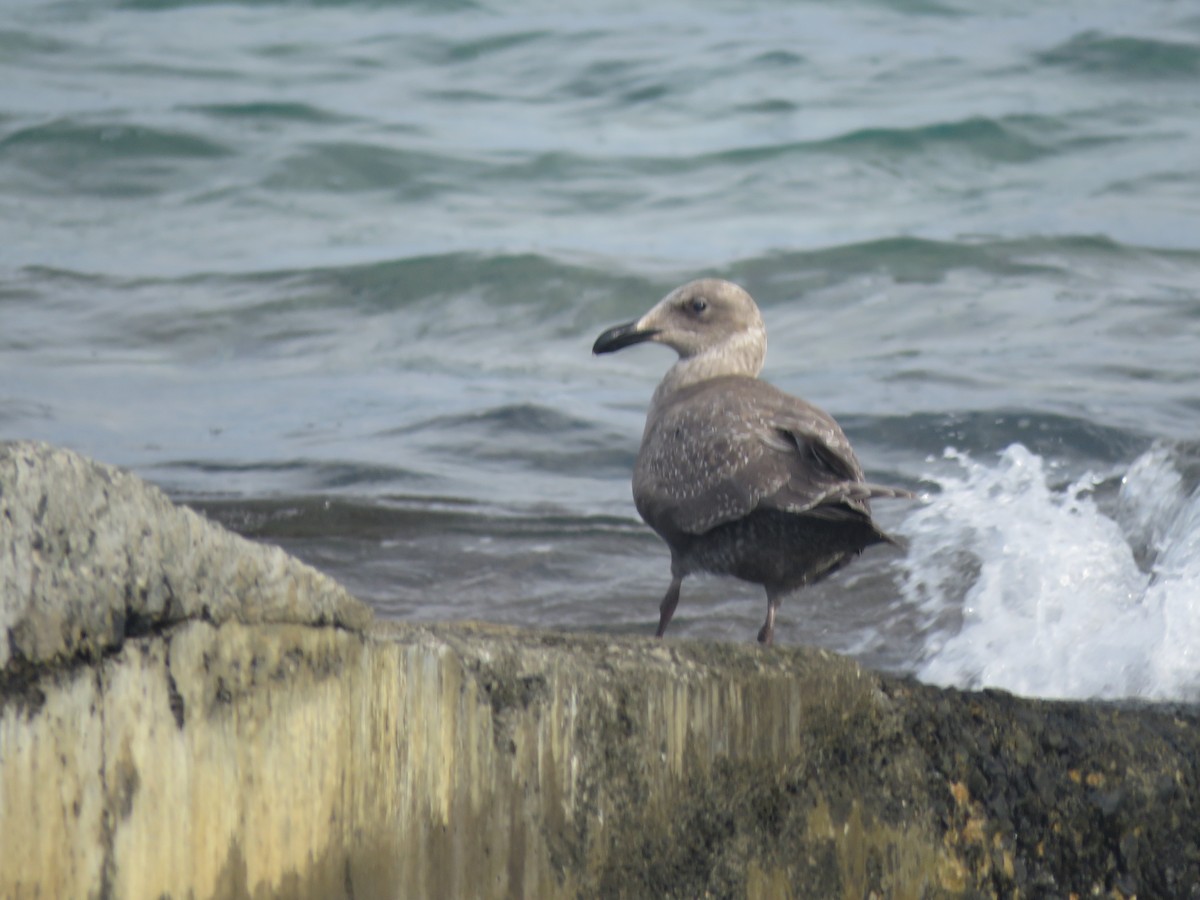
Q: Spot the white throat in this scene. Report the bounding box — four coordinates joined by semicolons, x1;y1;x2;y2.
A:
650;327;767;410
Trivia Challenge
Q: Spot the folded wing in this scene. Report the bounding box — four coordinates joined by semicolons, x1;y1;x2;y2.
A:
633;376;901;537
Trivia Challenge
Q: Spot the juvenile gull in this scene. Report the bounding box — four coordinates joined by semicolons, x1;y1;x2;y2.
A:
593;278;913;646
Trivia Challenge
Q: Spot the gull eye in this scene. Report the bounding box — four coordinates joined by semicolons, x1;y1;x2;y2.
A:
687;297;708;314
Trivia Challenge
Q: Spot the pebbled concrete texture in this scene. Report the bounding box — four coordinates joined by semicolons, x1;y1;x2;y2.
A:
2;440;1199;899
0;440;370;676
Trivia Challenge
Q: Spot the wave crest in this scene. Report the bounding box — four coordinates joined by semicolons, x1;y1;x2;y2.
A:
899;442;1200;700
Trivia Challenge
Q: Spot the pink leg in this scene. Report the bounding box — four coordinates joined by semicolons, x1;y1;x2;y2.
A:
756;591;782;646
656;576;682;638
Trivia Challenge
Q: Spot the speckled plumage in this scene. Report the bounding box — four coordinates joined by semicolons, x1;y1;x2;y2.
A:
594;278;912;645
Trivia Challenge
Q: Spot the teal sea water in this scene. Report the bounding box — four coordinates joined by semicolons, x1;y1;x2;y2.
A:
3;0;1200;700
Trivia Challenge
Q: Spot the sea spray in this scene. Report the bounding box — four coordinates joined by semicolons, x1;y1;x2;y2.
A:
899;443;1200;701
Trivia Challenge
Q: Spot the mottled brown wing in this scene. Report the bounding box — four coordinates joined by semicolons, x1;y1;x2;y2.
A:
632;376;871;537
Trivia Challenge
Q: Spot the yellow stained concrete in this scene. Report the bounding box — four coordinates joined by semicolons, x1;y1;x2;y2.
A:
1;620;945;899
1;667;106;899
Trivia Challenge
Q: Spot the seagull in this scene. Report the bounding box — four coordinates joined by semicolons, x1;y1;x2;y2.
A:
593;278;912;645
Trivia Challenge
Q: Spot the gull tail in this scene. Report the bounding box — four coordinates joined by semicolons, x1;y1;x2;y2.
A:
861;483;917;501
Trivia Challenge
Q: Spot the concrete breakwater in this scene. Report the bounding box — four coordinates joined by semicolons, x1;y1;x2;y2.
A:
1;440;1198;899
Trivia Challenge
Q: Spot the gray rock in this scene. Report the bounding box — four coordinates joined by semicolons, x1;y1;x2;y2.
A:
0;440;371;674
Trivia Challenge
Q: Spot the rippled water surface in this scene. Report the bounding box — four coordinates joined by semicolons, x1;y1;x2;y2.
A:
3;0;1200;700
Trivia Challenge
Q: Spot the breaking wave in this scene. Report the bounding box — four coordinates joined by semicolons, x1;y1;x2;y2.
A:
899;443;1200;701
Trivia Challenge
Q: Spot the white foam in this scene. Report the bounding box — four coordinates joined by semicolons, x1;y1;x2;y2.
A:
898;443;1200;701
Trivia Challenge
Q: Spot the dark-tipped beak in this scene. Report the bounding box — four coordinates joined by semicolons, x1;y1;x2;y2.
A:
592;321;660;355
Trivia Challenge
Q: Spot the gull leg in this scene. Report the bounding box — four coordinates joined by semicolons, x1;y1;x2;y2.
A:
655;576;682;638
756;589;782;646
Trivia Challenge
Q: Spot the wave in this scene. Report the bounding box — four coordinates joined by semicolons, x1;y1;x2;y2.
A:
431;29;550;64
20;227;1200;296
816;116;1051;163
732;234;1200;298
0;28;76;58
384;402;635;478
840;410;1149;468
191;493;642;542
1039;31;1200;80
186;101;350;124
153;457;432;496
220;110;1131;202
119;0;479;9
17;231;1200;322
262;141;475;195
898;442;1200;701
389;402;596;436
681;113;1117;170
0;118;232;197
0;119;231;161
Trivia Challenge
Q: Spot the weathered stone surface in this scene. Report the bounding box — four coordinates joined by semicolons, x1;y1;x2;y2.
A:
0;440;372;676
3;441;1200;899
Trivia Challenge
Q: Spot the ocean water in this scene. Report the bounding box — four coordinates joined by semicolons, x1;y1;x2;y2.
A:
3;0;1199;701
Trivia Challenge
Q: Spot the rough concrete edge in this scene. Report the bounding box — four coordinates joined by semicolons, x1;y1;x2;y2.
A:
1;440;372;707
367;620;1200;898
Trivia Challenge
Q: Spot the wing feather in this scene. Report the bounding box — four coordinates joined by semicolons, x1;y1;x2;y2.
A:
632;376;880;537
